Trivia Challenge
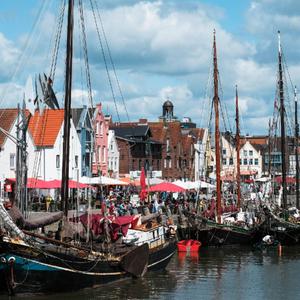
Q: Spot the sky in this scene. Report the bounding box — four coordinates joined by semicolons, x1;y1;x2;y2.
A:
0;0;300;135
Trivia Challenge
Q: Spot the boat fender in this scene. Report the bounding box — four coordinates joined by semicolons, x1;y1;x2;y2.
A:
0;256;6;263
8;257;16;264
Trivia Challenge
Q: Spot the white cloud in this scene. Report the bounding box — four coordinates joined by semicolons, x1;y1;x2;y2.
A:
2;0;299;136
0;33;20;81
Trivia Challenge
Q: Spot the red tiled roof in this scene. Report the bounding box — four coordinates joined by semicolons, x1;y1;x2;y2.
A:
240;136;268;145
0;109;19;148
28;109;64;147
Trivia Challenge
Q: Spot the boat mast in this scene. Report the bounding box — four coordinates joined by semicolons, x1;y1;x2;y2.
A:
213;30;222;223
268;118;272;176
278;30;287;211
295;86;299;209
61;0;74;217
235;85;241;210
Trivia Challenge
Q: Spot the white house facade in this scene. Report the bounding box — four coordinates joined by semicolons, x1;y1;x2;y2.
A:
27;109;82;181
107;130;119;178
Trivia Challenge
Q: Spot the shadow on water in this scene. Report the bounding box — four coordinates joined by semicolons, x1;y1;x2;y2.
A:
3;246;300;300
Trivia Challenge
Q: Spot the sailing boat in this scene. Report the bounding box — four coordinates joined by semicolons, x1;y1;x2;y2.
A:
262;31;300;245
189;31;261;246
0;0;175;295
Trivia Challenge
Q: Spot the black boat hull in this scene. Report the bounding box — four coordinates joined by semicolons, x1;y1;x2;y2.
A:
148;237;177;271
184;225;260;247
0;237;176;295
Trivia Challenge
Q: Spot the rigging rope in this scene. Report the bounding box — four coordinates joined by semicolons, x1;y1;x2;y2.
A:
93;0;131;124
89;0;121;123
78;0;94;113
49;0;66;83
0;0;50;119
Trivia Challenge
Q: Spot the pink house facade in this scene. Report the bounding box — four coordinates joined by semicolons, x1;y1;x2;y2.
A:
92;103;111;176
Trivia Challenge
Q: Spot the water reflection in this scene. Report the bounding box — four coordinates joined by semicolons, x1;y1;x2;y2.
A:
5;246;300;300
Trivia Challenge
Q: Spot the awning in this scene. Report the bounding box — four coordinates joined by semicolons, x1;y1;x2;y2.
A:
47;179;91;189
240;170;257;175
149;182;186;192
6;178;53;189
81;176;128;186
173;180;215;190
274;176;296;184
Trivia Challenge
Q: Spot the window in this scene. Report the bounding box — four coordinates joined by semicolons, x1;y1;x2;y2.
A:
98;146;101;163
229;158;233;165
157;160;160;170
166;139;170;152
222;158;227;165
190;144;193;155
249;158;253;165
243;150;247;156
100;122;103;135
249;150;253;156
222;149;226;155
168;159;172;168
75;155;78;168
9;153;15;169
102;146;105;163
255;158;259;165
92;152;96;163
239;159;242;165
56;155;60;168
164;159;167;168
110;144;113;151
243;158;247;165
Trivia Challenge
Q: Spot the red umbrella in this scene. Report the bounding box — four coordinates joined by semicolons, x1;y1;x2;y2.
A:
149;182;186;192
69;180;90;189
6;178;52;189
274;176;296;184
47;179;91;189
27;178;52;189
139;167;147;201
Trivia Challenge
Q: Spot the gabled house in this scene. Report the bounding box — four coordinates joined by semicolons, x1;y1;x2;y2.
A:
111;123;162;177
107;130;120;178
221;133;267;179
27;109;81;181
71;106;93;177
191;128;209;181
148;121;194;180
0;109;34;197
92;103;110;176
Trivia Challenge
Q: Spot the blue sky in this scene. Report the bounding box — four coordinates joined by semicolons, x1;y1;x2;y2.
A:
0;0;300;136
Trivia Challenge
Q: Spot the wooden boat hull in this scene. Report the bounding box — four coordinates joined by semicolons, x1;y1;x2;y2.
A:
0;236;176;295
0;238;141;295
187;224;260;247
148;237;177;271
265;227;300;246
0;253;127;294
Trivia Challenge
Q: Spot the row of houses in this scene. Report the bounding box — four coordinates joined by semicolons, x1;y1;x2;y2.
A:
0;99;297;195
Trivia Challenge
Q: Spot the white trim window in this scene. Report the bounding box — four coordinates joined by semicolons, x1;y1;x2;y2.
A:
56;155;60;169
10;153;15;169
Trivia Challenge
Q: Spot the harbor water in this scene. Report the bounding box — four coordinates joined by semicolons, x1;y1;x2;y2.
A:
3;245;300;300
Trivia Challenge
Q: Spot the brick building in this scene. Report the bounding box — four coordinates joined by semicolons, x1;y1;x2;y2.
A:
110;123;162;177
111;100;205;180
